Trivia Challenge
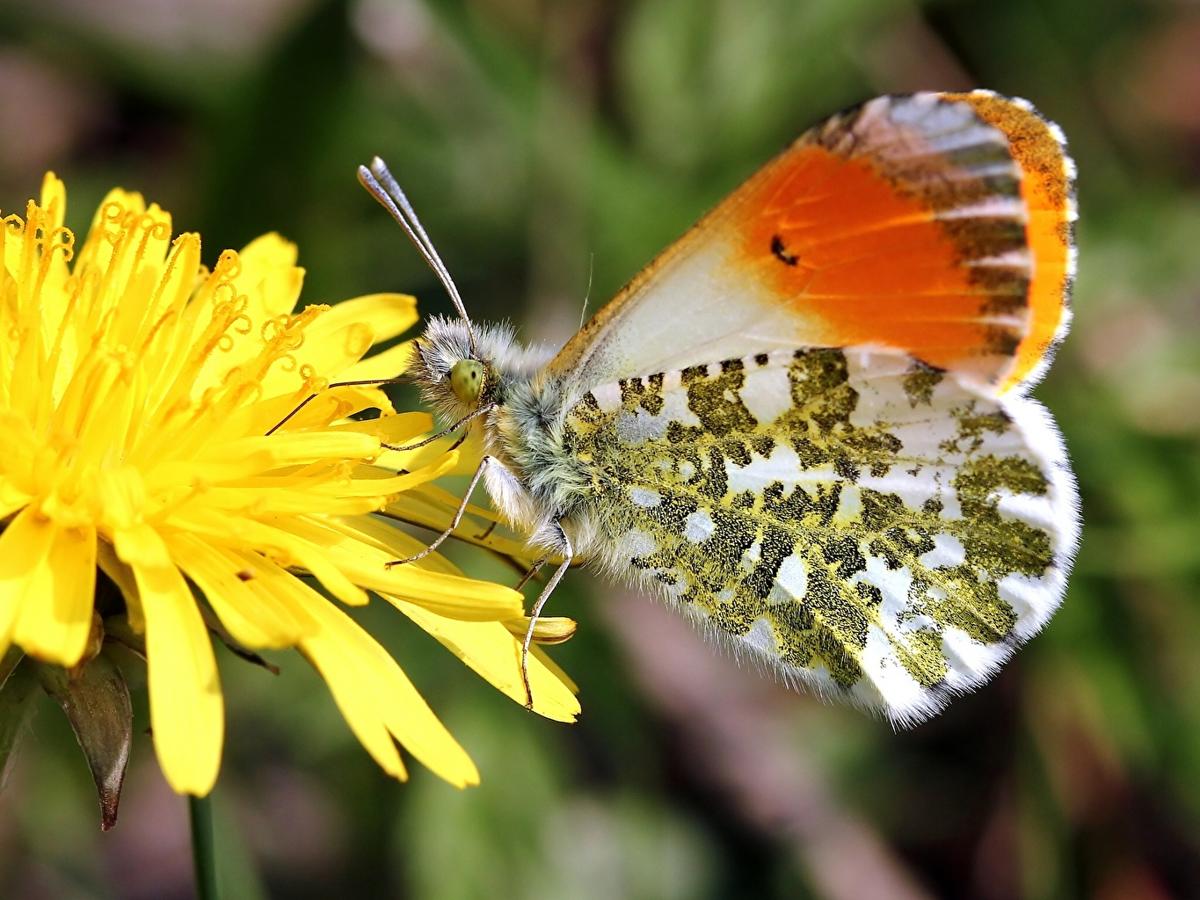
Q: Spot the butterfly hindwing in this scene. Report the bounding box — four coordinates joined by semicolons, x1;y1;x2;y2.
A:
550;91;1075;398
562;346;1077;723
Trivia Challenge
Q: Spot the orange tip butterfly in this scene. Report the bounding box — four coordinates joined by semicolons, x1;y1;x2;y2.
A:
360;91;1079;725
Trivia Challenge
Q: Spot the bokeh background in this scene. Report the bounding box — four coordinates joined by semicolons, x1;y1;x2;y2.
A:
2;0;1199;897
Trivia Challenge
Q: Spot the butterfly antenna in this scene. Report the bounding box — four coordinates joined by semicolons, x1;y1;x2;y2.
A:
579;251;595;331
358;157;478;355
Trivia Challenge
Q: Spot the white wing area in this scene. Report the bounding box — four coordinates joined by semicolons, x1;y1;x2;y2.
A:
836;349;1078;721
560;239;813;389
565;346;1080;724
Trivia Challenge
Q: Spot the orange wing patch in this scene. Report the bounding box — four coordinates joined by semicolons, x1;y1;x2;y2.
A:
731;92;1074;392
737;145;1015;374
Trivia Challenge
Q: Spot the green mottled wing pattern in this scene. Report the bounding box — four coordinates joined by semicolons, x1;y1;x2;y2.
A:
564;347;1077;723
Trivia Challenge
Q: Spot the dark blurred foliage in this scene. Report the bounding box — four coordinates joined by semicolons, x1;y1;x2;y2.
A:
1;0;1199;897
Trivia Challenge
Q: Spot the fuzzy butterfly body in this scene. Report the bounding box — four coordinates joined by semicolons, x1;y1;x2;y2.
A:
371;90;1079;724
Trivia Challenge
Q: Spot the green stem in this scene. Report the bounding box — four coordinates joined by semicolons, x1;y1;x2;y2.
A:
188;793;219;900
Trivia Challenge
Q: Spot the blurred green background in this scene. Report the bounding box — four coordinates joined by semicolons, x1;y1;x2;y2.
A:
2;0;1199;897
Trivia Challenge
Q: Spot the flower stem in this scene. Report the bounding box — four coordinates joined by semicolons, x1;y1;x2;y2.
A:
188;793;219;900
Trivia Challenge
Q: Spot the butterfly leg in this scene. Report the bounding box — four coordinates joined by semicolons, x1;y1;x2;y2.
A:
521;525;573;710
380;403;496;452
384;456;491;568
267;379;494;451
514;558;546;592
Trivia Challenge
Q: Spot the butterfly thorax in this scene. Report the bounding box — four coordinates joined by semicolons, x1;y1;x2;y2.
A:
490;376;603;550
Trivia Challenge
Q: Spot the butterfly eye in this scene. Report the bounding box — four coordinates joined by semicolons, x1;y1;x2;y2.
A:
449;359;485;403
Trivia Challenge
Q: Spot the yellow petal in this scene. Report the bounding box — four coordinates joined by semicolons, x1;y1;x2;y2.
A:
503;615;577;645
391;599;580;723
0;506;56;651
332;411;432;444
178;510;369;607
301;640;408;779
113;522;173;570
447;427;488;475
39;171;67;230
292;579;479;786
186;485;380;518
398;482;498;523
237;233;303;321
352;451;461;495
87;187;145;234
96;541;145;633
383;484;535;563
339;339;415;383
374;426;484;477
0;484;31;520
285;516;523;620
108;203;175;351
345;559;518;620
135;561;224;796
168;534;313;648
209;431;380;469
323;514;464;576
531;645;579;694
258;294;414;397
12;523;97;666
250;572;402;777
312;293;417;343
147;451;278;490
249;384;394;438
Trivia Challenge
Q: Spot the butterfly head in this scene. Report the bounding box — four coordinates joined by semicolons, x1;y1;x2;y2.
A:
409;314;511;422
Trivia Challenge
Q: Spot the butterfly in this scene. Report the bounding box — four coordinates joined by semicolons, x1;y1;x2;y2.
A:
358;90;1080;726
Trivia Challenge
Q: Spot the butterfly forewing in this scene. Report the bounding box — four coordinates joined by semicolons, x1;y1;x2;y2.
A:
562;347;1076;723
549;92;1075;399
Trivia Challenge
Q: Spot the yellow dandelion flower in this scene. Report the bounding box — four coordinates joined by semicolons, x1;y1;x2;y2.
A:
0;173;579;797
